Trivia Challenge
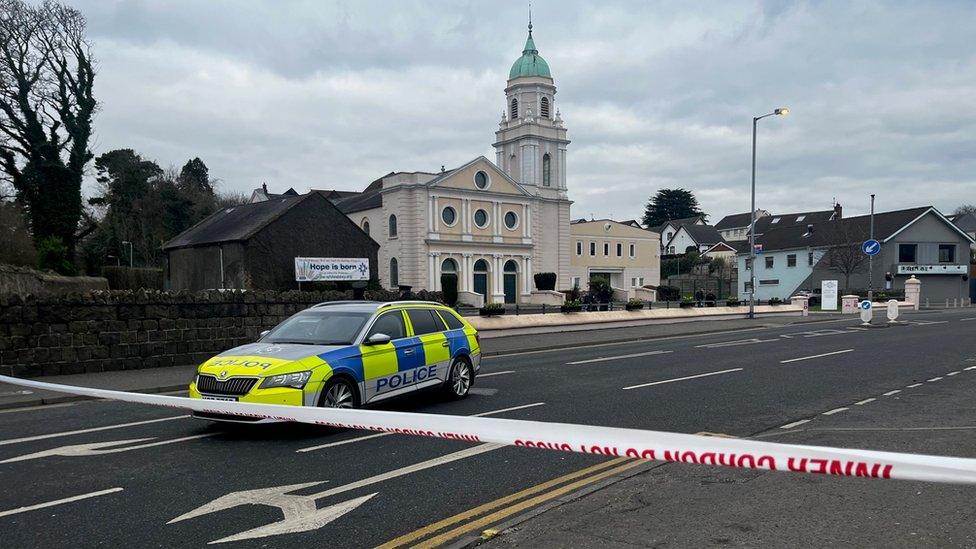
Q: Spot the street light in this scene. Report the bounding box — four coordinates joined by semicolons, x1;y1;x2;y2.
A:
748;107;789;319
121;241;133;268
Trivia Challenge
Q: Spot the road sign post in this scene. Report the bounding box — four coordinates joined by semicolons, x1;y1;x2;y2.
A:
859;300;873;325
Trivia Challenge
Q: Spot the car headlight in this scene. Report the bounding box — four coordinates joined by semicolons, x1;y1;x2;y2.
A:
261;371;312;389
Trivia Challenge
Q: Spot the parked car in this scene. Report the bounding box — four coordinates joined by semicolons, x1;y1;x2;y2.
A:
188;301;481;422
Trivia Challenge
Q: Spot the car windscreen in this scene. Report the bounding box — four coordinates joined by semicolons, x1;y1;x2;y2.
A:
262;310;373;345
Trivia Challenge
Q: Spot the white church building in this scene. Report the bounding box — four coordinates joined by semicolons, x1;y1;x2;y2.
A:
325;23;573;305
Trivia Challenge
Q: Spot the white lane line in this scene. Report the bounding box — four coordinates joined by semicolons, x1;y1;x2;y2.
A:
906;383;923;388
966;366;976;371
780;349;854;364
960;317;976;322
927;377;943;382
695;338;776;349
0;434;215;464
779;419;811;429
0;415;187;447
854;398;876;406
946;371;960;376
295;402;545;453
882;390;902;396
0;487;123;518
622;368;743;391
567;350;673;365
822;407;849;416
478;370;515;378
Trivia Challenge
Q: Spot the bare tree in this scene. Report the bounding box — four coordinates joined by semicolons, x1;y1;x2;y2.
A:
954;204;976;216
0;0;96;261
821;222;869;291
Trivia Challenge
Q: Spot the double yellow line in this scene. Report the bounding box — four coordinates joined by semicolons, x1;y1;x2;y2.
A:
376;457;645;549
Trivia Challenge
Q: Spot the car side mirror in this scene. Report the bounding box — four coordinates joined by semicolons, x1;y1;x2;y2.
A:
258;330;270;340
365;333;391;346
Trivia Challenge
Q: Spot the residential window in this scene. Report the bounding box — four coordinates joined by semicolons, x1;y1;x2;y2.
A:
744;281;753;291
388;214;398;238
765;256;774;269
898;243;917;263
808;252;814;266
604;242;610;256
616;243;622;257
571;276;581;288
589;242;596;256
576;241;582;256
939;244;956;263
759;279;780;286
787;254;797;267
771;217;781;224
667;231;673;241
629;243;636;257
745;258;752;270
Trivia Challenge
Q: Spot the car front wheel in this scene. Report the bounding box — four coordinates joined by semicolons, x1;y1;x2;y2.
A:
321;377;358;409
444;358;473;399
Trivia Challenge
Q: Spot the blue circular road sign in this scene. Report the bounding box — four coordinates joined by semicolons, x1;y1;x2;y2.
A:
862;239;881;256
860;300;872;310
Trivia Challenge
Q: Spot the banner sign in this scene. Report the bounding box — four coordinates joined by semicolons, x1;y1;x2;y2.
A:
821;280;838;311
295;257;369;282
896;265;966;275
3;374;976;485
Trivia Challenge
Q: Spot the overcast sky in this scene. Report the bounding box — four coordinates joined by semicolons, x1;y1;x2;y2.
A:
76;0;976;223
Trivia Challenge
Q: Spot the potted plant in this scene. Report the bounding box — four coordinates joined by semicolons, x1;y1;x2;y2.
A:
625;298;644;311
680;296;695;308
533;272;557;291
561;300;583;313
479;302;505;316
705;292;717;307
768;297;783;306
726;296;741;307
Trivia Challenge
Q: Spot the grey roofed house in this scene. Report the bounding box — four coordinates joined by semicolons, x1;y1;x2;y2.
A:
651;215;706;234
162;191;379;291
249;183;299;203
751;205;842;236
715;210;768;230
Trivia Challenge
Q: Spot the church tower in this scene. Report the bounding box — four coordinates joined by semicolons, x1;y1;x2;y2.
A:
493;19;569;200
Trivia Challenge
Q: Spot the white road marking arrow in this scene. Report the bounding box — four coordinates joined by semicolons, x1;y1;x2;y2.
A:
0;434;214;463
169;482;376;544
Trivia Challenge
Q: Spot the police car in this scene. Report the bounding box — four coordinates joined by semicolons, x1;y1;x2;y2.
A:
188;301;480;422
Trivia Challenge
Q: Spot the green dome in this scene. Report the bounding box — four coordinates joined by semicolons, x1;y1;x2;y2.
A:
509;30;551;79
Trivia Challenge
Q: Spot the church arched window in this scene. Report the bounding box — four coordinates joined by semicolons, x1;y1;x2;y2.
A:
542;153;551;187
388;214;398;237
540;97;550;119
510;97;518;119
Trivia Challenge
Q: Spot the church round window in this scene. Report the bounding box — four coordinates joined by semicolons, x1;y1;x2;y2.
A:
474;171;490;190
441;206;457;226
504;211;518;230
474;209;489;228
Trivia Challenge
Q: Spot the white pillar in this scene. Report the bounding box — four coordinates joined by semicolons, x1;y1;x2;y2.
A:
462;253;472;292
432;195;439;233
428;197;435;232
522;204;528;237
493;201;501;236
462;199;470;234
428;253;436;290
523;255;532;295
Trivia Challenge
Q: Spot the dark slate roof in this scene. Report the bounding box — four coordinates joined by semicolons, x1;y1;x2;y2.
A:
741;206;939;253
714;212;755;230
677;223;724;245
652;215;704;233
949;212;976;232
163;193;315;249
752;210;836;234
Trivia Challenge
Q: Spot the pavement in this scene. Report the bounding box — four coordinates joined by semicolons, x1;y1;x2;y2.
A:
0;312;842;410
0;307;974;547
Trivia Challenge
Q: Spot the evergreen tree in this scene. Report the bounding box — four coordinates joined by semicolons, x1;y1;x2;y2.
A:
641;188;707;228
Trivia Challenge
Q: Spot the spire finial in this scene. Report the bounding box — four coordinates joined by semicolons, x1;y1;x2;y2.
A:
528;2;533;36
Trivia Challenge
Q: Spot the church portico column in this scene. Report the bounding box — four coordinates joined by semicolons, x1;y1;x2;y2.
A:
462;253;472;292
522;255;533;296
490;254;505;303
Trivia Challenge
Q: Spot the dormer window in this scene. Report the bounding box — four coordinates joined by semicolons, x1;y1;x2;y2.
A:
771;217;781;224
540;97;550;118
795;215;805;222
510;97;518;119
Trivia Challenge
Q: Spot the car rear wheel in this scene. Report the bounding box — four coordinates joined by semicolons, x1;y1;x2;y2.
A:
444;358;473;399
321;378;358;409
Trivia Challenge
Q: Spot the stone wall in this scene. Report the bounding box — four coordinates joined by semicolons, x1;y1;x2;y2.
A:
0;289;388;378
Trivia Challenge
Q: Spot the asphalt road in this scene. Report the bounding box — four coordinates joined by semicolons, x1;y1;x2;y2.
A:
1;308;975;547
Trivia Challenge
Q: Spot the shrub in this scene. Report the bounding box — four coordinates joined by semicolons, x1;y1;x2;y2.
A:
101;266;164;290
656;285;681;301
625;298;644;311
587;276;613;303
561;300;583;313
769;297;783;305
533;272;557;291
440;273;458;306
705;292;716;302
36;236;77;276
479;301;505;316
680;295;695;308
726;296;741;307
565;282;582;303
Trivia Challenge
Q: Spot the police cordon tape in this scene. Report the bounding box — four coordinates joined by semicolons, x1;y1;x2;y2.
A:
4;374;976;484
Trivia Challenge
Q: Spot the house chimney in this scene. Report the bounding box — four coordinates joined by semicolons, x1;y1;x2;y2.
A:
807;224;814;233
262;182;268;193
833;202;842;219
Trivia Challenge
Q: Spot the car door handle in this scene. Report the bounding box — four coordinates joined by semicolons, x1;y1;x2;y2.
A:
441;341;450;347
403;348;415;356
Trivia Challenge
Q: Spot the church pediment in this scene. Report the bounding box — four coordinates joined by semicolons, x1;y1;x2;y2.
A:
429;157;531;196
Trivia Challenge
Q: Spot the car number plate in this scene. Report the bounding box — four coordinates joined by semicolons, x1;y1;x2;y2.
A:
202;395;238;402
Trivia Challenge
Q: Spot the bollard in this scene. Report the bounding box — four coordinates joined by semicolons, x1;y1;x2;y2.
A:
542;304;547;315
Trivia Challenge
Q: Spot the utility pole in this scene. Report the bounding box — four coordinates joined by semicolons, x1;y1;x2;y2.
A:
868;194;875;302
748;107;789;319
